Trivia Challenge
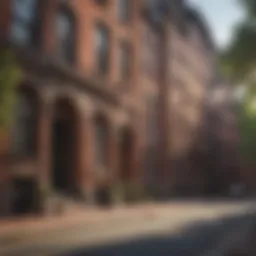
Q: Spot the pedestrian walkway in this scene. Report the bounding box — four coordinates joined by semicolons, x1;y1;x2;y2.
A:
0;200;254;256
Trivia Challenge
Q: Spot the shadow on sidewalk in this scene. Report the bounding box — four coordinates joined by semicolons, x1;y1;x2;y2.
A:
61;210;256;256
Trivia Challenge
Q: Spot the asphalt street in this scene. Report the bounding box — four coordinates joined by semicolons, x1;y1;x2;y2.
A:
0;201;254;256
64;207;255;256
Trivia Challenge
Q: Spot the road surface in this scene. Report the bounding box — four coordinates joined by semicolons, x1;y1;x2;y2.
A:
0;200;255;256
65;209;255;256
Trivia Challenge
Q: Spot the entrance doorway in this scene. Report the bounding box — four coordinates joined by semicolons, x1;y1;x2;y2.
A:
52;99;78;196
120;128;134;181
12;177;38;216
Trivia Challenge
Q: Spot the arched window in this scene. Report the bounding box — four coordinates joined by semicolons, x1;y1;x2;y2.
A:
95;24;110;75
55;6;76;63
10;0;39;46
12;91;38;157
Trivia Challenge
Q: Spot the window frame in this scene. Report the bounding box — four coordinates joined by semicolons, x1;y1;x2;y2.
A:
55;5;76;64
11;91;38;157
94;23;110;76
10;0;40;47
119;41;132;81
117;0;132;24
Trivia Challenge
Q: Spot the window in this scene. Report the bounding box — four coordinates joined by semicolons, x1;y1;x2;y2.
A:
118;0;131;23
95;24;110;75
142;25;160;80
148;0;169;22
12;93;38;156
119;42;132;81
55;7;75;63
10;0;39;46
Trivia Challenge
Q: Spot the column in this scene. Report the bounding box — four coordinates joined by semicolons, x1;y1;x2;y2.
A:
130;132;142;183
37;101;52;188
76;114;95;203
107;125;119;185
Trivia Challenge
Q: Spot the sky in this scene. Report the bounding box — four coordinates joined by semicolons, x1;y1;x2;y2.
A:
186;0;245;49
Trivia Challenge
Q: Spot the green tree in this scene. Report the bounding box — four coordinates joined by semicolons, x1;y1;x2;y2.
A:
220;0;256;81
239;0;256;18
238;78;256;163
220;0;256;168
0;49;21;131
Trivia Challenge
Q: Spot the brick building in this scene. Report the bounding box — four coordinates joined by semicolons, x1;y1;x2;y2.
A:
0;0;215;216
167;6;215;195
203;74;241;195
161;3;216;195
141;1;216;196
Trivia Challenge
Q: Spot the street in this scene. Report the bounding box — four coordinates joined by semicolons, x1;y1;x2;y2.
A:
0;200;254;256
64;205;255;256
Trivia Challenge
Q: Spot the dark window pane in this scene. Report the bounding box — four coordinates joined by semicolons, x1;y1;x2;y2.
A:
12;93;37;156
10;21;31;45
118;0;130;23
142;25;160;80
119;42;131;80
13;0;36;22
55;8;75;63
95;25;109;75
10;0;38;46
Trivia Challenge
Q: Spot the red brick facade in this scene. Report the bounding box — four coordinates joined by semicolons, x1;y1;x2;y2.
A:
167;6;216;194
203;76;242;195
0;0;215;216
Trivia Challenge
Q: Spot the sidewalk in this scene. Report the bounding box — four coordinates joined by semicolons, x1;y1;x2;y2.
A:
0;203;155;239
0;201;254;256
0;200;249;238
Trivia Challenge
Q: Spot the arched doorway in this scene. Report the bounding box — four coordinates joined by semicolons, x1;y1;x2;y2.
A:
52;98;78;195
120;127;134;182
10;87;39;215
12;88;39;157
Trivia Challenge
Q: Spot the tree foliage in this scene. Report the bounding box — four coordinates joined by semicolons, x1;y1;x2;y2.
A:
220;0;256;165
220;0;256;81
239;0;256;19
238;79;256;162
0;49;21;131
221;23;256;80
